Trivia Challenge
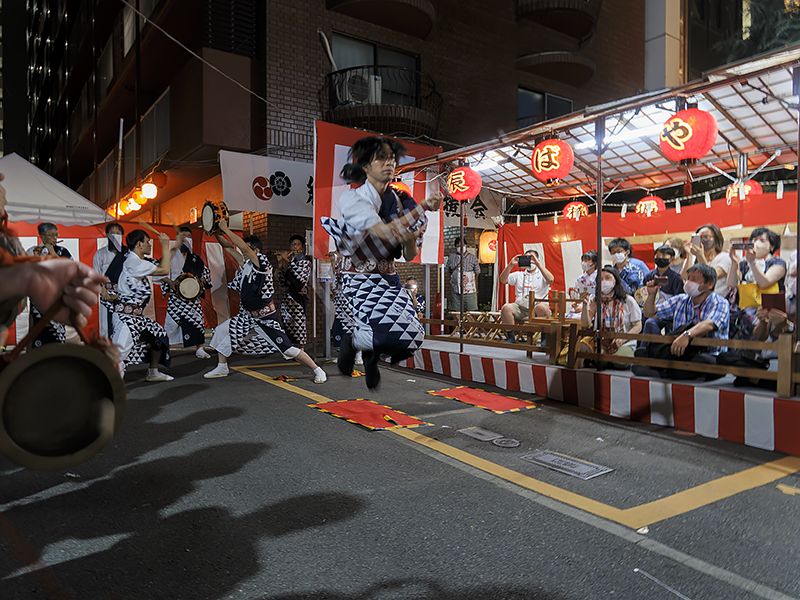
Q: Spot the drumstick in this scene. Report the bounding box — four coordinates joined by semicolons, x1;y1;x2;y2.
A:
137;218;161;239
165;212;181;235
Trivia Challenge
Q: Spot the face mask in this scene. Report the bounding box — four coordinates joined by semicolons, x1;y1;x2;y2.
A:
654;257;670;269
581;261;592;272
108;233;123;252
611;252;627;265
753;240;770;258
181;238;193;254
684;280;702;298
701;238;714;251
601;280;615;295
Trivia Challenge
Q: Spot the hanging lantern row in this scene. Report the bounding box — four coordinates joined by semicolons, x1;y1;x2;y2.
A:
446;166;483;201
105;172;168;218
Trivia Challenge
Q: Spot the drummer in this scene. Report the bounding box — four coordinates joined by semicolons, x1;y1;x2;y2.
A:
27;222;74;347
159;226;212;359
112;228;178;382
277;234;311;347
204;219;327;383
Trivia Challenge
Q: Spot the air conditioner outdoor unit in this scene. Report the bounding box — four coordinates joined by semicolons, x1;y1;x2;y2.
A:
336;72;382;105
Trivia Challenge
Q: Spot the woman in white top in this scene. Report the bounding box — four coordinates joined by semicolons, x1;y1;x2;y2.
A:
688;223;731;298
580;267;642;369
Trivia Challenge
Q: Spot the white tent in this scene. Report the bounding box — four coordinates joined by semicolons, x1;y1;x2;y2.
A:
0;153;110;226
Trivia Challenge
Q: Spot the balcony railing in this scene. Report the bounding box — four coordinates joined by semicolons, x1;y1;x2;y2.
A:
516;0;603;44
320;65;443;139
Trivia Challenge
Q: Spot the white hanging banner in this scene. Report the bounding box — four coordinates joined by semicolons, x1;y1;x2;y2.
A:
219;150;314;217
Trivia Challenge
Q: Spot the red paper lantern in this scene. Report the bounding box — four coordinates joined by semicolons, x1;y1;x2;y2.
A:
531;139;574;183
151;171;168;188
725;180;763;202
635;195;666;216
562;201;588;221
447;166;482;202
389;181;412;196
659;108;718;164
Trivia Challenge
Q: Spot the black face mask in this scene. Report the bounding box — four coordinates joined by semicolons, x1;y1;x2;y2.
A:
654;257;671;268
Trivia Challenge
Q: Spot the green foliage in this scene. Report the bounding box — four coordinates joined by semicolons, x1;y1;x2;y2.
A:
718;0;800;62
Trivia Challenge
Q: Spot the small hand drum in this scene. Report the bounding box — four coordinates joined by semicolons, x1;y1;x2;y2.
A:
201;201;229;235
0;343;126;470
175;273;202;301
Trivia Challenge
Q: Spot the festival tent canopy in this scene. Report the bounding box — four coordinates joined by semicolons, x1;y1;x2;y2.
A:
0;153;110;227
397;45;800;213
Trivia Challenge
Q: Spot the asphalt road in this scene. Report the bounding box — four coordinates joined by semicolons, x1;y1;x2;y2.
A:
1;350;799;600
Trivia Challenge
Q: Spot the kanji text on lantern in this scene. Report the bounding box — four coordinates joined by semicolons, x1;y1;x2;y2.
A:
660;118;693;151
448;170;469;193
532;144;562;173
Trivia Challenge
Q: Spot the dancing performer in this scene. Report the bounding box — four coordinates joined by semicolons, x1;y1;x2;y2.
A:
93;222;126;337
329;251;362;366
204;219;326;383
277;234;311;346
27;222;73;347
320;136;442;389
112;228;176;382
159;226;212;358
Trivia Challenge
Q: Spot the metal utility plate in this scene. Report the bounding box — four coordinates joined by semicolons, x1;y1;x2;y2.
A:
521;450;614;480
457;427;503;442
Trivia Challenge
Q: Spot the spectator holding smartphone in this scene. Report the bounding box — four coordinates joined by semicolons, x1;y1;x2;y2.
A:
726;227;786;339
688;223;731;297
499;249;554;343
643;246;684;300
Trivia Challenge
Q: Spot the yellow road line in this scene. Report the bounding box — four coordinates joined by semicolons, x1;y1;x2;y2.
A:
390;428;630;524
234;367;331;403
236;368;800;528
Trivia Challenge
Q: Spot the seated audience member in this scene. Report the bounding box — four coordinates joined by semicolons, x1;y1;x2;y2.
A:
643;246;684;299
726;227;786;340
638;246;684;344
607;238;647;295
635;263;730;380
405;277;426;317
689;223;731;298
499;249;554;343
786;250;797;314
579;267;642;369
730;306;795;389
566;251;598;319
663;236;689;278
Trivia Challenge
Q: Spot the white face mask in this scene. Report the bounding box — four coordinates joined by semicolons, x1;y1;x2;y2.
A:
182;238;193;253
581;261;592;272
684;280;702;298
601;280;615;295
753;240;770;258
108;233;123;252
611;252;627;265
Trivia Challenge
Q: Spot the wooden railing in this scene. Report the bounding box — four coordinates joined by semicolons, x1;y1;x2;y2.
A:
421;316;799;398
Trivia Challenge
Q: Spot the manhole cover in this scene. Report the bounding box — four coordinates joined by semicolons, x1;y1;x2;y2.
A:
521;450;614;480
492;438;520;448
457;427;503;442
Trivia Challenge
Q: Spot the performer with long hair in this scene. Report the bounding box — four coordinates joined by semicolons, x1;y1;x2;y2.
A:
320;136;442;389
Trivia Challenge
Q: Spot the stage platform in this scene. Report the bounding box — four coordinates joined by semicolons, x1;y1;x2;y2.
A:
394;340;800;457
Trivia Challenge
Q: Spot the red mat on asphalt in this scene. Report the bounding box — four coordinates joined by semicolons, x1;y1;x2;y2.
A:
309;399;430;430
428;386;537;414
